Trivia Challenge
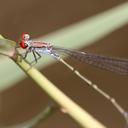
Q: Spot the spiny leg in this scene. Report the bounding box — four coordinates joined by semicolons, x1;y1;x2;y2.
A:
25;51;38;69
29;51;41;65
24;50;29;59
32;51;37;62
35;51;41;60
18;48;31;62
29;49;40;64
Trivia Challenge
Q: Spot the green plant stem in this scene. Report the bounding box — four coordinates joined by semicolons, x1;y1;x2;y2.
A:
6;104;56;128
25;104;57;128
12;56;106;128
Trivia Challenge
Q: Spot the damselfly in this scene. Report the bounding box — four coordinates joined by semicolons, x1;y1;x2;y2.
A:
19;33;128;75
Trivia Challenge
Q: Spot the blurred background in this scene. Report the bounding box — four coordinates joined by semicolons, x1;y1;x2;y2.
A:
0;0;128;128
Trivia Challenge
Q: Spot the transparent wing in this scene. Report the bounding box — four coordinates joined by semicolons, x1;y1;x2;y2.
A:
52;47;128;75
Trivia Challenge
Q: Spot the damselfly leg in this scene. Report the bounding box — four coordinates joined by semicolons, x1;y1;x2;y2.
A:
31;50;41;64
19;47;41;65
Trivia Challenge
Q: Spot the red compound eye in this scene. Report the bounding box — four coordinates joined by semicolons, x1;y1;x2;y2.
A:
21;33;30;40
22;33;26;40
20;41;28;49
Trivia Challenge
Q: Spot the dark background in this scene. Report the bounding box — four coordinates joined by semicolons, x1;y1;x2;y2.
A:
0;0;128;128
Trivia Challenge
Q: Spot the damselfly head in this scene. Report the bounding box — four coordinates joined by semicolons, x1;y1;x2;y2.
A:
19;40;28;49
22;33;30;41
19;33;30;49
